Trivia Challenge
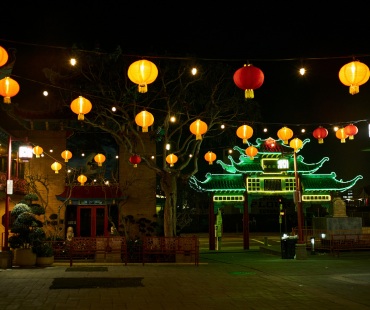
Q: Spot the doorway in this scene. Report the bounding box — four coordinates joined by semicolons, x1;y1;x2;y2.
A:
77;206;108;237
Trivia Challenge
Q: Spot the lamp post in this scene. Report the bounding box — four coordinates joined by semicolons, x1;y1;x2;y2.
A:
2;135;32;251
293;150;304;244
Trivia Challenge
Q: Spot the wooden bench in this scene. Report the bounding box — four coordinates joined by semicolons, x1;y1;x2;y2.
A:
321;234;370;256
142;236;199;266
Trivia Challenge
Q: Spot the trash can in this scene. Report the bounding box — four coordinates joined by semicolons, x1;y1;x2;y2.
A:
281;237;297;259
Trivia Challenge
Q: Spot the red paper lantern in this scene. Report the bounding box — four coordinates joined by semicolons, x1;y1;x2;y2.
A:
344;123;358;140
312;126;328;144
233;64;264;99
129;154;142;167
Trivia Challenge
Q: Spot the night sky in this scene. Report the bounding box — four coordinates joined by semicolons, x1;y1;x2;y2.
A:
1;2;370;188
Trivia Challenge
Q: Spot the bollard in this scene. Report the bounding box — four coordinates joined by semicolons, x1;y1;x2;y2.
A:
264;237;268;246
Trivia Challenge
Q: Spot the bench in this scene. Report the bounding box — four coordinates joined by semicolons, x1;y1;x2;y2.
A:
320;234;370;256
142;236;199;266
68;237;128;266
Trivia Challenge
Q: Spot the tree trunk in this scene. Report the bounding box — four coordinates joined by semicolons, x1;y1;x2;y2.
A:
161;171;178;237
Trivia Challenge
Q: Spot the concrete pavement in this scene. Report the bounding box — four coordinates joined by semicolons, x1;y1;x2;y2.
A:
1;241;370;309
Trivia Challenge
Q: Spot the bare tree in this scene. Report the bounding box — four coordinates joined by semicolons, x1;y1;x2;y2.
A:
43;46;262;237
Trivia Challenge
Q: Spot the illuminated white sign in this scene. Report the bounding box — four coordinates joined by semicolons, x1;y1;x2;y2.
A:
277;158;289;170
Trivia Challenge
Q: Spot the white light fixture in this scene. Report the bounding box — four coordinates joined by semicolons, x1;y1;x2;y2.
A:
18;145;33;162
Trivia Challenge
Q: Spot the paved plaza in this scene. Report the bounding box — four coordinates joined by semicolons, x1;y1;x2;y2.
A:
1;236;370;310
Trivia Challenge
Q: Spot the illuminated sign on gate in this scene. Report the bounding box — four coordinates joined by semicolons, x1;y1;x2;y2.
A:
277;158;289;170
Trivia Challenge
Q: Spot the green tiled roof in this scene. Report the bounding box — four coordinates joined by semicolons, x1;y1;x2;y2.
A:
189;138;363;194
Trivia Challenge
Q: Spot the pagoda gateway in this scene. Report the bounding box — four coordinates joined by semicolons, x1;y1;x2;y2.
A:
189;137;363;248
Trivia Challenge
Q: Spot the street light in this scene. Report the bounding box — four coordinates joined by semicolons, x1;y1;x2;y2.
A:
290;138;304;245
2;134;33;251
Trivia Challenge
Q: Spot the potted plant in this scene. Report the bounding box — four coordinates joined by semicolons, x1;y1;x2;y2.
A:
33;242;54;267
8;193;45;267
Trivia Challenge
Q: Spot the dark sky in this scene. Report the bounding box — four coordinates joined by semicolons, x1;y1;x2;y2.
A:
1;2;370;188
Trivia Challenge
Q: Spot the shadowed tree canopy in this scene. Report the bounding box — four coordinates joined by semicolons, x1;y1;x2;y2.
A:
41;46;263;236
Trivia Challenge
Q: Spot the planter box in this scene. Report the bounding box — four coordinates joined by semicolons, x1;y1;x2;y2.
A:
36;256;54;267
14;248;36;267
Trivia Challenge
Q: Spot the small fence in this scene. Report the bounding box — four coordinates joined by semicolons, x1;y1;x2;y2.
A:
47;235;199;266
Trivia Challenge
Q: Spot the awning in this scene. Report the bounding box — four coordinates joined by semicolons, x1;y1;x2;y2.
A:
56;185;126;205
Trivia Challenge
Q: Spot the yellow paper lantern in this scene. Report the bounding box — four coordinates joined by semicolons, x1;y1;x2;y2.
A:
336;128;348;143
189;119;208;140
51;162;62;174
339;60;370;95
0;46;8;67
289;138;303;152
135;110;154;132
0;77;20;104
204;151;217;165
245;145;258;159
236;125;253;143
277;126;293;144
77;174;87;186
94;153;106;166
166;153;178;167
70;96;92;120
127;59;158;93
32;146;43;158
61;150;73;162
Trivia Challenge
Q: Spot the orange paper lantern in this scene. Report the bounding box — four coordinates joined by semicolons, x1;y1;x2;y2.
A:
204;151;217;165
70;96;92;120
135;110;154;132
166;153;178;167
77;174;87;186
61;150;73;162
312;126;328;144
236;125;253;144
0;46;8;67
189;119;208;140
245;145;258;159
277;126;293;144
233;64;264;99
0;76;20;104
127;59;158;93
336;128;348;143
51;162;62;174
94;153;106;166
32;146;43;158
289;138;303;152
339;60;369;95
